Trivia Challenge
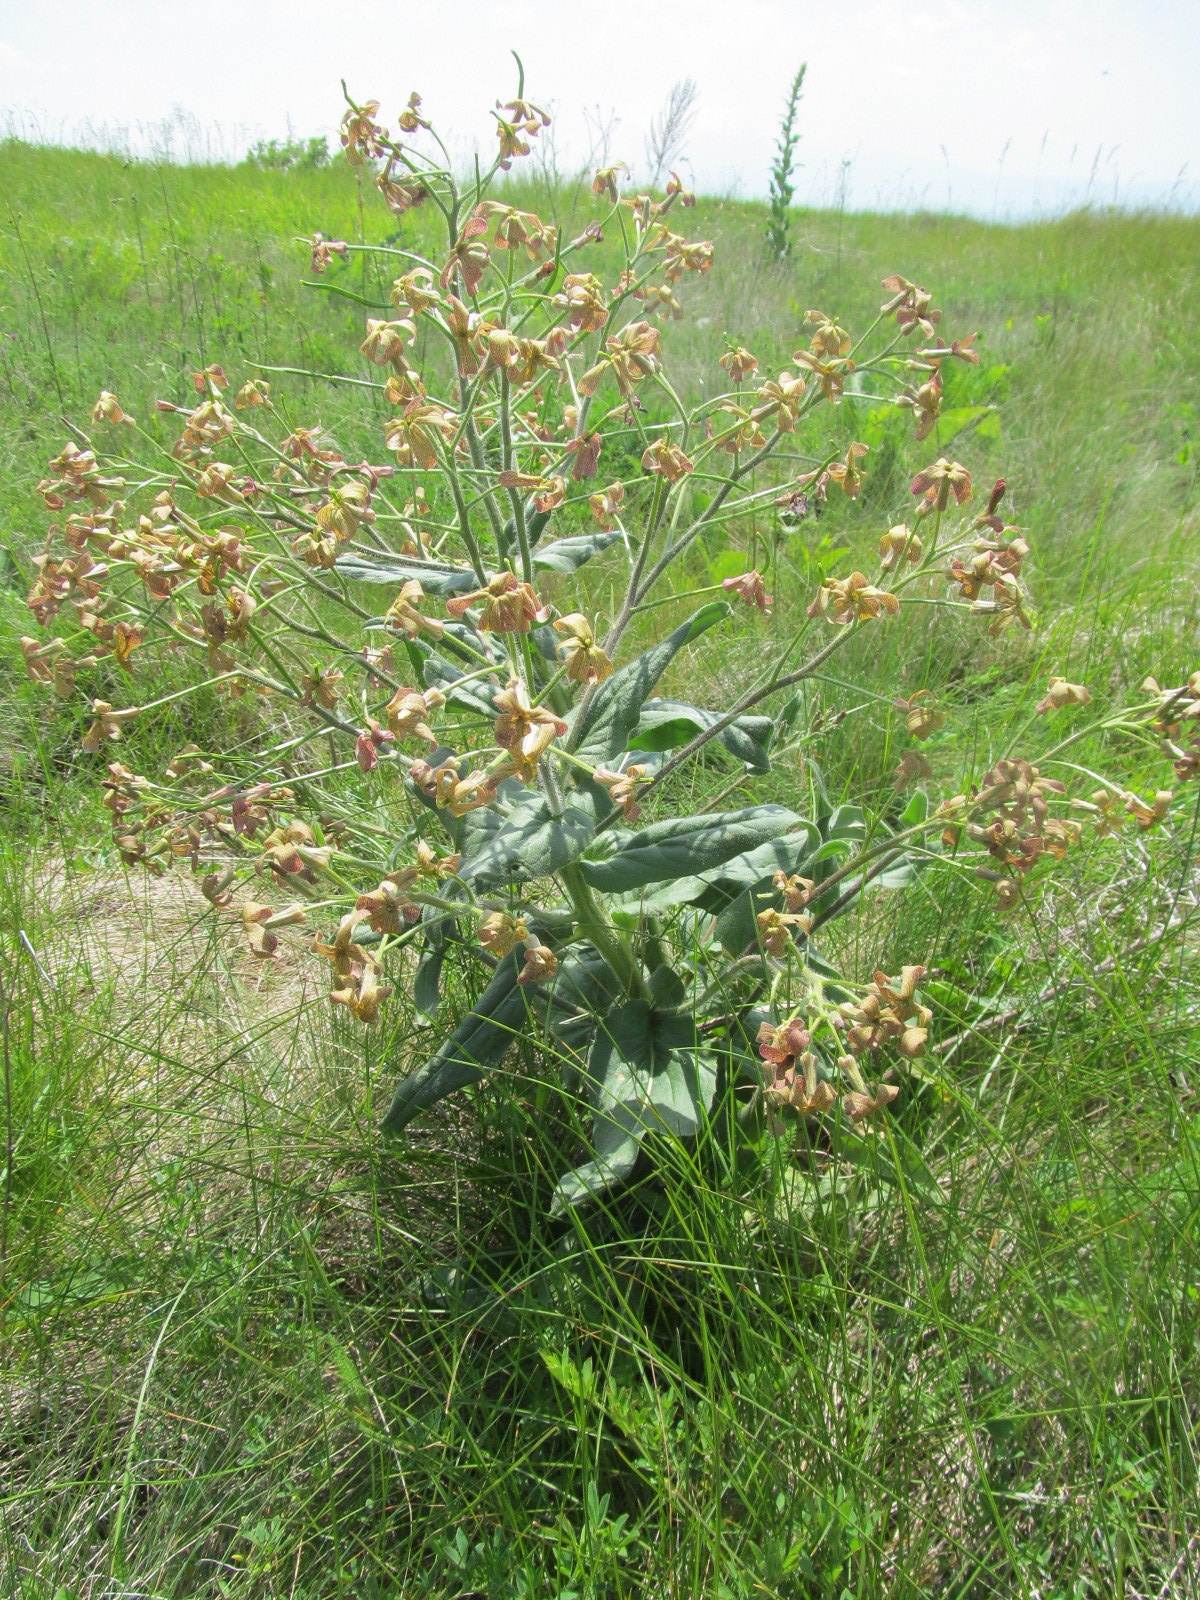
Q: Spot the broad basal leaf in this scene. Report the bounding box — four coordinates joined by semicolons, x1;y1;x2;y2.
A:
549;1122;642;1214
413;945;445;1024
551;1000;718;1214
628;699;775;772
533;948;623;1066
580;805;799;894
382;952;529;1133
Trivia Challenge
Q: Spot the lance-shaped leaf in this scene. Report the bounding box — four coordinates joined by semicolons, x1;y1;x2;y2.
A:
420;653;504;717
382;952;528;1133
571;601;732;764
628;699;775;772
531;947;624;1065
413;945;446;1023
459;794;596;889
580;805;799;894
552;998;718;1214
710;806;868;953
610;820;823;917
532;529;623;574
336;551;478;595
550;1121;642;1213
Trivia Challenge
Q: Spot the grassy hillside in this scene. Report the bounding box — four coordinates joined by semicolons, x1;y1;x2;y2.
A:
0;140;1198;1599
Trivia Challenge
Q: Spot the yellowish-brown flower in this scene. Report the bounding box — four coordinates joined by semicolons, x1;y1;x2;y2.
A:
384;578;444;640
518;944;558;985
808;572;900;625
589;482;625;529
911;457;972;512
553;614;613;684
1036;676;1091;714
385;685;445;744
479;911;528;957
445;572;549;633
756;907;812;956
641;437;693;482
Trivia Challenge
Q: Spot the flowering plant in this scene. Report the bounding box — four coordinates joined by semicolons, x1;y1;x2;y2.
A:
21;72;1192;1212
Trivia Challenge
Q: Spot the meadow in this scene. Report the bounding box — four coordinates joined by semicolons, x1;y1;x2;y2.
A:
0;135;1199;1598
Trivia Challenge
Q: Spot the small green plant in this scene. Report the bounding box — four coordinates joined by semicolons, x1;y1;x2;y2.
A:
19;68;1191;1215
243;133;329;172
766;64;806;261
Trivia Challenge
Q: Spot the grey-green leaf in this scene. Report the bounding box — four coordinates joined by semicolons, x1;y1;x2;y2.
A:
580;805;799;894
532;530;623;573
382;953;528;1133
628;699;775;772
571;601;732;764
552;999;718;1214
413;946;445;1023
460;796;595;889
589;1005;716;1140
550;1125;642;1215
335;552;478;595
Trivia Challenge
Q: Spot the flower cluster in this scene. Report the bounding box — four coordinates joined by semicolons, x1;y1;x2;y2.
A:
965;760;1082;906
1143;671;1200;783
757;1017;835;1117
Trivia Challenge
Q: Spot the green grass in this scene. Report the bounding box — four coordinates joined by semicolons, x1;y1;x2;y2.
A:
1;139;1199;1598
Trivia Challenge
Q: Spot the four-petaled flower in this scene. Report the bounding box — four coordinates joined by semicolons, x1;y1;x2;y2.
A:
794;347;854;404
756;906;812;956
911;457;972;512
589;482;625;528
385;685;445;744
808;572;900;625
340;100;387;166
383;401;457;471
493;678;569;775
594;764;650;822
479;911;528;957
592;163;629;204
641;437;693;481
879;524;922;569
881;274;941;338
1036;676;1091;714
81;699;138;753
554;614;614;684
773;871;815;911
446;572;550;633
356;719;395;772
554;272;609;333
826;442;869;498
91;391;134;426
803;310;852;359
518;944;558;985
719;346;759;384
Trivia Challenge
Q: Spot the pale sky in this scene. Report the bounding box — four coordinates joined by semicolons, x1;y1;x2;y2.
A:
2;0;1197;216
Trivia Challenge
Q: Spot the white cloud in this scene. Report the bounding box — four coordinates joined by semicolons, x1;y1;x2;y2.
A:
0;39;38;69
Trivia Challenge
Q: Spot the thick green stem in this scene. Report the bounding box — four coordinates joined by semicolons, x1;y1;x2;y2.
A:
499;372;534;583
561;863;642;997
